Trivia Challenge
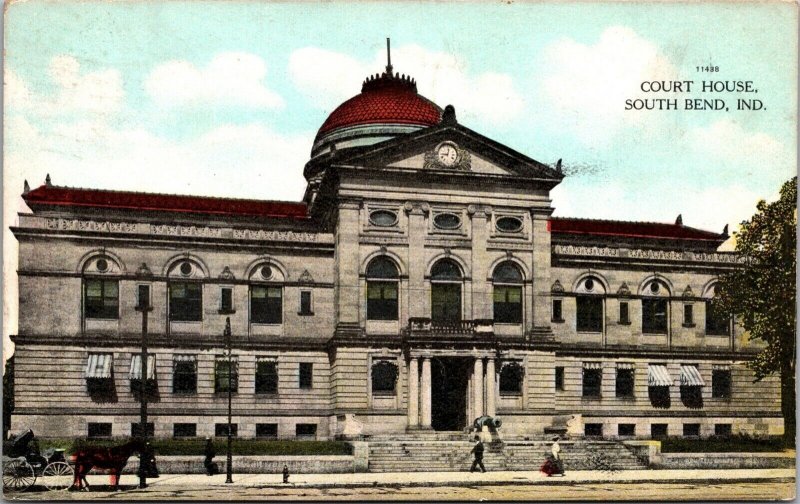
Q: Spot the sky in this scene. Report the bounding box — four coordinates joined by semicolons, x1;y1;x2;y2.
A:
3;1;797;360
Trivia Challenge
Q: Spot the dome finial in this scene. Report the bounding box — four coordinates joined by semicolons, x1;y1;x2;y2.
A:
385;37;393;76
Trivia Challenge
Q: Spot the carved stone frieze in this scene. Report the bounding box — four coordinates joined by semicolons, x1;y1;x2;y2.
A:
151;224;223;238
231;229;320;242
46;218;138;233
553;244;742;264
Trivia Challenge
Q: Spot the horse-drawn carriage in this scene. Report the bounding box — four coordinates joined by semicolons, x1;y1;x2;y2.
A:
2;430;75;492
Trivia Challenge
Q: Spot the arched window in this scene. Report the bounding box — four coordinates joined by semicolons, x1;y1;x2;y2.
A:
430;259;462;323
371;360;398;395
493;261;523;324
705;284;730;336
167;259;205;322
366;257;399;321
642;279;669;334
499;361;524;395
250;263;283;324
575;276;604;332
82;255;121;320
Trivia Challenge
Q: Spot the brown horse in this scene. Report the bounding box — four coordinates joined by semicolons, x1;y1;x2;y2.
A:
70;439;154;491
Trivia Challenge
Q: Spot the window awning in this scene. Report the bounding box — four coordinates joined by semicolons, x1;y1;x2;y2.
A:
129;355;156;380
617;362;635;370
647;364;672;386
173;354;196;362
583;362;602;370
680;365;705;386
85;354;113;379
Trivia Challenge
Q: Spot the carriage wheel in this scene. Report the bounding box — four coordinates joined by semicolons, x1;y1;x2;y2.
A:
3;460;35;492
42;461;73;491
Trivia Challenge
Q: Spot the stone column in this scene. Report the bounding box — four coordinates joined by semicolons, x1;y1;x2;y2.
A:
420;357;432;428
468;205;491;321
405;202;429;319
530;208;554;337
335;200;362;330
473;357;484;418
407;358;419;429
486;358;496;417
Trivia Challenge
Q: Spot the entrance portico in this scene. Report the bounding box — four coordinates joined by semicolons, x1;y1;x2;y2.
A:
406;350;497;431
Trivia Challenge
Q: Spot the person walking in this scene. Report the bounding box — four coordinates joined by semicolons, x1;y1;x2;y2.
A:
203;437;217;476
469;435;486;473
541;436;565;476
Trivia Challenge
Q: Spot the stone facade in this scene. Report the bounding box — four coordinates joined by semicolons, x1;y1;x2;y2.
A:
10;65;783;442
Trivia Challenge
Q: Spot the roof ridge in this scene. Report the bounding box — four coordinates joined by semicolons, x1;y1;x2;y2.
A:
25;184;306;207
550;216;683;227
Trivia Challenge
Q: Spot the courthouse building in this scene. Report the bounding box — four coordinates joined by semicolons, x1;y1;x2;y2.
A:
10;55;783;442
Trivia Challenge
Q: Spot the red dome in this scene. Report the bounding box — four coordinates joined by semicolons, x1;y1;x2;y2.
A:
316;72;442;139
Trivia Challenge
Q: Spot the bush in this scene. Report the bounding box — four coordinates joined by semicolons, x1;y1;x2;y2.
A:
660;434;787;453
36;438;352;456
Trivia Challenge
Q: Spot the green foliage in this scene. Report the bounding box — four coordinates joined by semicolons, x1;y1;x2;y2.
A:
716;177;796;441
660;434;787;453
35;438;352;456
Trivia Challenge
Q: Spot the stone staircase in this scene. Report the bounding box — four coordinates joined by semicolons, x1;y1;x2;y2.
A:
367;434;648;472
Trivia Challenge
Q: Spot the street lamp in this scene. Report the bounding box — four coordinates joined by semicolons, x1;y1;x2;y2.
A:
134;285;153;489
224;317;234;484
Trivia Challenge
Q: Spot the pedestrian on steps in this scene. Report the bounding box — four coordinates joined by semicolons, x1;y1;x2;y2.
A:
470;435;486;473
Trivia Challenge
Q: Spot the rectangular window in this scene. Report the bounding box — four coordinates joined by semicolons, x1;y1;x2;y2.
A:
683;304;694;326
618;424;635;437
367;282;398;320
215;357;238;393
251;285;282;324
642;298;668;334
255;359;278;394
299;362;313;389
169;282;202;321
705;301;730;336
714;424;732;437
615;366;635;398
295;424;317;439
256;423;278;439
137;284;151;310
493;286;522;324
582;363;602;398
584;423;603;437
220;287;234;313
619;301;630;324
215;423;238;437
173;356;197;394
173;423;197;438
88;423;112;438
131;422;154;437
552;299;563;322
576;296;603;332
84;279;119;319
683;423;701;437
712;369;732;398
651;424;668;439
555;366;564;391
299;291;313;315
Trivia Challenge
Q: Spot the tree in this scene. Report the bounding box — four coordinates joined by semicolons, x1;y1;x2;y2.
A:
716;177;796;444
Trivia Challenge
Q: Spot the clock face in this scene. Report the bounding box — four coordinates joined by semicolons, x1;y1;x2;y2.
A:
437;144;458;166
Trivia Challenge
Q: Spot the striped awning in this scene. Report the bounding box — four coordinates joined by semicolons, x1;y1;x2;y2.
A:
583;362;602;370
129;355;156;380
680;365;705;386
647;364;672;387
85;354;113;379
173;354;196;362
617;362;635;370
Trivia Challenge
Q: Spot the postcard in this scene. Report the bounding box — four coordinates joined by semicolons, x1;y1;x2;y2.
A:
2;0;796;501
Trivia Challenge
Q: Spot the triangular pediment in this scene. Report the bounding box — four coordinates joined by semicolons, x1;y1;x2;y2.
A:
336;123;563;182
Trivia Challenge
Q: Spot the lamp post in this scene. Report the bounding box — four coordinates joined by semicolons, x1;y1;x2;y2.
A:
134;285;153;489
224;317;233;484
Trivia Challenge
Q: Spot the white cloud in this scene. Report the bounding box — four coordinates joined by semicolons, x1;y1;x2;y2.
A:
288;44;524;125
689;119;790;167
145;52;284;109
541;26;678;144
7;56;124;116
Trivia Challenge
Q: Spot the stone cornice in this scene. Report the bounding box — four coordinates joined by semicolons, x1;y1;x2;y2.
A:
13;215;333;246
11;333;330;351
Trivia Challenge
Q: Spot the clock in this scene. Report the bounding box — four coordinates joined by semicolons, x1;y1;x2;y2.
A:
437;143;459;167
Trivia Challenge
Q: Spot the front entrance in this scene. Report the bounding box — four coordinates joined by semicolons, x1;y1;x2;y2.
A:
430;357;471;431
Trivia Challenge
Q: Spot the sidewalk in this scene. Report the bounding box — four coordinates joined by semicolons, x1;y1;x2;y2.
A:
99;468;795;490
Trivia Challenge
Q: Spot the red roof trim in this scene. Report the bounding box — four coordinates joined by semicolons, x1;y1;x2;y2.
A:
23;185;309;219
549;217;723;241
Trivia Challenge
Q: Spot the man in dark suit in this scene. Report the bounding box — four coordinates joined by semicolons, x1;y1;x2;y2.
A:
470;435;486;473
